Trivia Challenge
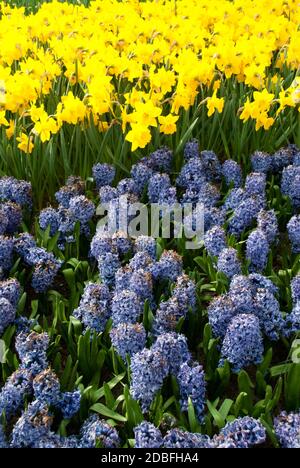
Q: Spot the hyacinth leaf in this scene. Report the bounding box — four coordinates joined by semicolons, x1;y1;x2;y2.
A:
206;399;225;429
284;363;300;411
90;403;127;422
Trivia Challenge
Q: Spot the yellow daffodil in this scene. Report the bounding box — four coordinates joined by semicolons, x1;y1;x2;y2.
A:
158;114;179;134
206;91;224;117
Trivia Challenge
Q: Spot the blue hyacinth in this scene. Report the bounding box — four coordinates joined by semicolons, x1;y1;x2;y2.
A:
151;250;182;282
0;202;22;234
148;173;171;203
59;390;81;419
212;417;266;448
33;368;61;406
184;139;199;161
222;160;243;187
98;252;121;287
134;422;163;448
39;207;60;236
287;215;300;253
130;163;154;194
257;209;278;244
246;229;269;272
217;248;241;279
163;429;210;448
0;297;16;335
110;323;146;360
152;332;191;376
251;151;272;173
135;236;157;261
111;289;143;325
204;226;227;258
220;314;264;372
0;369;32;419
92;163;115;189
274;411;300;448
177;362;206;421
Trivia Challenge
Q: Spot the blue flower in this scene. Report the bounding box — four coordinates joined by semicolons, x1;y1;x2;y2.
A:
204;226;227;258
68;195;95;224
0;202;22;234
0;177;32;207
291;275;300;304
204;207;226;232
253;288;284;340
117;178;139;196
134;422;163;448
128;269;153;303
228;197;262;237
148;173;171;203
98;252;121;287
14;233;36;258
287;215;300;253
80;414;120;448
0;210;8;235
214;417;266;448
31;258;61;293
200;150;222;182
172;274;197;314
59;390;81;419
16;331;49;376
55;178;84;208
0;236;14;271
110;323;146;360
208;294;237;339
0;297;16;335
272;147;294;172
219;314;264;372
129;252;153;272
251;151;272;173
284;301;300;336
147;147;173;173
92;163;115;189
33;368;61;406
181;183;220;208
99;185;118;203
111;290;143;325
153;297;182;335
152;332;191;376
246;229;269;272
130;348;169;412
39;207;60;236
257;209;278;244
90;231;115;259
0;278;20;307
74;283;111;333
222;160;243;187
151;250;182;282
248;273;278;296
176;157;205;190
224;188;245;210
131;163;154;194
112;231;133;255
274;411;300;448
10;400;53;448
184;139;199;161
245;172;266;197
177;362;206;421
281;165;300;208
229;275;254;314
163;429;210;448
135;236;157;261
217;248;241;279
0;369;32;419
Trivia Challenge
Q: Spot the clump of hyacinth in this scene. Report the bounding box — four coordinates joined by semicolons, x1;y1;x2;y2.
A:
184;139;199;161
208;294;237;340
246;229;269;272
0;201;22;234
129;251;153;272
217;248;241;279
284;275;300;335
224;187;245;211
33;369;61;407
14;232;36;258
111;231;132;255
73;283;110;334
151;250;182;282
220;314;264;372
0;368;32;419
177;362;206;422
257;209;278;244
15;331;49;377
181;182;220;208
291;275;300;304
80;415;119;448
152;332;191;376
251;151;272;174
135;236;157;261
99;185;118;204
55;176;85;208
39;207;60;236
0;235;14;271
212;417;266;448
110;323;146;361
98;252;120;287
172;274;197;314
176;157;205;190
0;279;21;309
111;289;142;325
68;195;95;224
228;196;263;237
152;297;182;335
200;150;222;182
130;162;154;194
0;297;16;335
10;401;54;448
229;275;254;314
244;172;266;197
274;411;300;448
204;226;227;258
144;147;173;173
31;257;62;293
148;173;171;203
134;422;163;448
254;288;284;340
59;390;81;420
281;165;300;208
272;146;295;172
92;163;115;189
130;348;169;412
163;429;210;448
90;231;115;259
117;177;139;196
222;160;243;188
0;176;32;207
287;215;300;253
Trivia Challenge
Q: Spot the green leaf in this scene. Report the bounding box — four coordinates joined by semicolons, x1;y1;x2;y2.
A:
90;403;127;422
207;400;225;429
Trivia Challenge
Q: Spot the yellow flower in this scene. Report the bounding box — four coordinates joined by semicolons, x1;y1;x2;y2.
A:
255;113;274;131
57;92;87;125
131;100;162;127
33;116;59;143
206;91;224;117
0;110;8;127
126;124;151;151
276;90;295;115
17;133;34;154
6;119;15;139
158;114;179;134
